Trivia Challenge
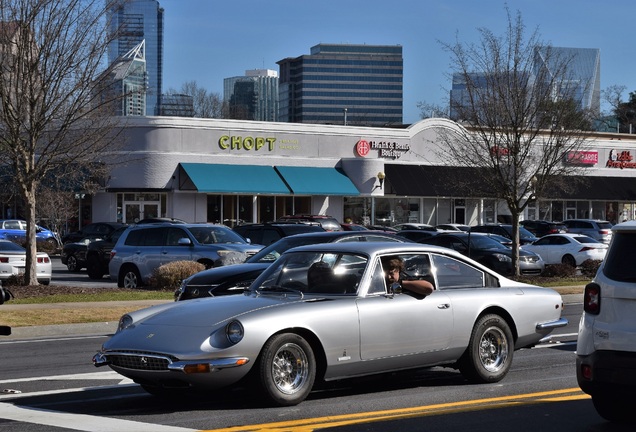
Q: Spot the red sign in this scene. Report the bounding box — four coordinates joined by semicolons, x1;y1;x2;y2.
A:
566;151;598;165
356;140;370;157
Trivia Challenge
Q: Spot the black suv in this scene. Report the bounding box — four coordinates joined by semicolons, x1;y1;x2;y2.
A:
85;226;129;279
470;224;538;245
233;222;324;246
520;220;567;238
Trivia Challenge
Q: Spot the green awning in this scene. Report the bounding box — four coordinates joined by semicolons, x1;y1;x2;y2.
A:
178;163;290;194
275;166;359;196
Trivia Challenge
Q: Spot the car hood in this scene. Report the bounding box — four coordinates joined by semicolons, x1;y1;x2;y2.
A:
186;262;270;285
132;293;302;329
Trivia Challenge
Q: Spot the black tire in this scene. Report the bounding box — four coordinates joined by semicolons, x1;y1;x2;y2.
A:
45;238;58;249
118;266;142;288
66;255;81;272
458;314;514;383
592;393;633;423
86;255;104;279
257;333;316;406
561;254;576;267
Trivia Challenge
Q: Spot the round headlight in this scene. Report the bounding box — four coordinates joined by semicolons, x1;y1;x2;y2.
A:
118;314;133;332
226;320;244;344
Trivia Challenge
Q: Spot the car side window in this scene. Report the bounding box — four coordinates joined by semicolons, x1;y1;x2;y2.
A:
431;254;485;289
124;229;143;246
5;221;20;229
367;259;388;295
143;228;166;246
166;227;187;246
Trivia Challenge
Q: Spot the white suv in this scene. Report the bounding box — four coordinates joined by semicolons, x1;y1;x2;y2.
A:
576;220;636;423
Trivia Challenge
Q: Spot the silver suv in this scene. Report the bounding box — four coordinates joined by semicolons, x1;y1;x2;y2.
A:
562;219;612;244
109;223;263;288
576;221;636;423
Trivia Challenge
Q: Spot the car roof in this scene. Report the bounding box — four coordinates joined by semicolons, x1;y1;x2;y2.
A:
612;220;636;232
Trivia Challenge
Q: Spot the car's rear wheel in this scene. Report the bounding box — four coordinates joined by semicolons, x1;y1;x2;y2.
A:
592;392;633;423
561;254;576;267
119;266;142;288
458;314;514;383
66;255;80;272
257;333;316;406
86;255;104;279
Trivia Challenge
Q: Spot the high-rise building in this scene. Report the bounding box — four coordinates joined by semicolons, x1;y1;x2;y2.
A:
223;69;279;121
450;46;601;121
277;44;403;126
107;0;164;116
99;40;147;116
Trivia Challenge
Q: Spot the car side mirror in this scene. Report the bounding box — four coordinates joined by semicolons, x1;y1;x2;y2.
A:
178;238;192;246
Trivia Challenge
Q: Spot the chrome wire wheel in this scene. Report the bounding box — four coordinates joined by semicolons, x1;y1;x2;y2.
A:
271;342;309;395
478;325;509;373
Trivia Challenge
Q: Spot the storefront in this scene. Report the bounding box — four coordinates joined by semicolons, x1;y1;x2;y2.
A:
90;116;636;227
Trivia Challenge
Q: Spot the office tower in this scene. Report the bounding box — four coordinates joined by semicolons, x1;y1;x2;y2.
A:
224;69;279;121
100;40;147;116
277;44;403;126
108;0;164;116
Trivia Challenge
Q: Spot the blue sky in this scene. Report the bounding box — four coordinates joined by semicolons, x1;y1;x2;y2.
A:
160;0;634;124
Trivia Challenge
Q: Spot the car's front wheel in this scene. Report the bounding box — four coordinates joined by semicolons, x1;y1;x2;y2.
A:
561;254;576;267
118;266;142;288
66;255;80;272
257;333;316;406
458;314;514;383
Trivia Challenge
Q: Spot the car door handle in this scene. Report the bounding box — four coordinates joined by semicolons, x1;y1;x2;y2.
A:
437;303;450;309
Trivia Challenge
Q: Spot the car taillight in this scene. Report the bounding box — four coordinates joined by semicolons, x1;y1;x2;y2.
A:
599;230;610;235
579;246;595;252
583;282;601;315
0;257;7;263
37;257;50;263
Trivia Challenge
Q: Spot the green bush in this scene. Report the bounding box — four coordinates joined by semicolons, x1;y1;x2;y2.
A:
542;263;578;278
579;259;602;278
147;260;205;290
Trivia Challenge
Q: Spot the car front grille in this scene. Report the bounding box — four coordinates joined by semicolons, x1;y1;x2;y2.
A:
106;350;178;371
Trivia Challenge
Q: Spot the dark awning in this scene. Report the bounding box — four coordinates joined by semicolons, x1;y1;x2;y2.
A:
178;163;290;194
275;166;359;196
544;175;636;200
384;165;495;197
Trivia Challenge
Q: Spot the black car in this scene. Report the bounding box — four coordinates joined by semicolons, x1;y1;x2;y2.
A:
470;224;538;245
175;230;409;301
395;229;439;243
61;222;127;244
233;222;324;246
85;226;129;279
520;220;567;238
61;225;128;273
419;232;544;276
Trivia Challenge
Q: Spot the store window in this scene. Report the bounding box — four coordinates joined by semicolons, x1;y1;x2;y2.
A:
343;197;371;225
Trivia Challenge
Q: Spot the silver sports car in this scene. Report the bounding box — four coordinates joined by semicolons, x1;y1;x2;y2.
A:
93;242;567;406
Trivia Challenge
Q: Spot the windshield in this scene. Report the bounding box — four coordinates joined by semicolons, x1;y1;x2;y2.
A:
469;235;508;250
251;251;367;295
187;226;249;245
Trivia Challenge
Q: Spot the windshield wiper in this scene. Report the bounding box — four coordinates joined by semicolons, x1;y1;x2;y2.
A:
255;285;304;298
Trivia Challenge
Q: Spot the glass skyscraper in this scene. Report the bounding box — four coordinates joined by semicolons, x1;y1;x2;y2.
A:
108;0;164;116
224;70;279;122
277;44;403;126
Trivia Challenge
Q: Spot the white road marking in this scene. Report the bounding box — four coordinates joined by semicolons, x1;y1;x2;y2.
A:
0;335;108;345
0;402;197;432
0;371;123;384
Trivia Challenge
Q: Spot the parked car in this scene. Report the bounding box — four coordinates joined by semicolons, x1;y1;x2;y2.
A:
523;233;608;266
95;242;567;406
419;232;545;276
562;219;613;244
109;223;263;288
394;229;439;243
436;223;470;232
61;238;91;272
61;222;127;244
83;226;129;279
392;223;436;231
0;219;60;248
175;230;409;301
0;240;51;285
276;215;343;231
577;221;636;423
519;220;567;238
470;224;538;245
233;222;324;246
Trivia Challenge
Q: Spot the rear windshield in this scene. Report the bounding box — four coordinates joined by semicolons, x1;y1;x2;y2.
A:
603;232;636;282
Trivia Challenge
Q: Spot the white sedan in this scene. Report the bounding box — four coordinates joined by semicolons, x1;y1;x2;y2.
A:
0;240;52;285
523;233;608;266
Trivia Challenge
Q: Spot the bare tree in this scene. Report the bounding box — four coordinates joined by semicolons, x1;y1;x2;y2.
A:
0;0;126;284
438;7;594;275
170;80;224;118
417;101;449;119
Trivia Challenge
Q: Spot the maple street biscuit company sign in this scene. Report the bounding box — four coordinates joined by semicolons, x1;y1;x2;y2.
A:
356;140;410;159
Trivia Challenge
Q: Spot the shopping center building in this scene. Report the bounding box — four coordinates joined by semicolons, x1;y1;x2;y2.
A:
91;116;636;227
